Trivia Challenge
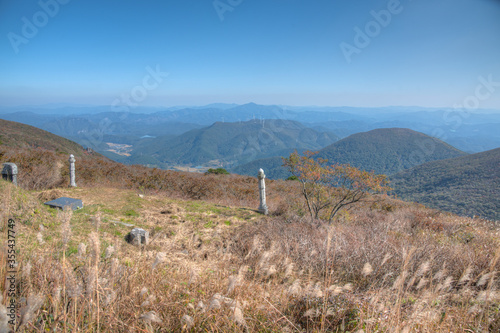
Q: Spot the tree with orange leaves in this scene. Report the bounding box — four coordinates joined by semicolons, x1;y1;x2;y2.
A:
282;150;391;223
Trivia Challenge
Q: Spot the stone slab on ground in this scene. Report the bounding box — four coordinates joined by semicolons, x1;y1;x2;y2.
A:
44;197;83;210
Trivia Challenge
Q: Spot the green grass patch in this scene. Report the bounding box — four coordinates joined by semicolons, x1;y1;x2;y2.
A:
203;221;215;229
66;245;78;257
210;207;223;214
186;201;205;212
101;207;116;215
124;209;139;217
185;214;200;222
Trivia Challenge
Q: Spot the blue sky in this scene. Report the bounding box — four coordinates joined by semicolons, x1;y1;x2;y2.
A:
1;0;499;108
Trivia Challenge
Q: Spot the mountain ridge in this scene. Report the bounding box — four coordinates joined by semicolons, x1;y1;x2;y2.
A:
316;128;467;175
130;119;339;168
0;119;95;158
233;128;467;178
1;104;499;154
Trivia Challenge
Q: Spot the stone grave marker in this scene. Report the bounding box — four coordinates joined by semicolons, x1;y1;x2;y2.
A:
69;154;76;187
2;163;18;186
258;168;269;215
44;197;83;211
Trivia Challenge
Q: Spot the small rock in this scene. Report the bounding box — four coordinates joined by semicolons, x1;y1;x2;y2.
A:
127;228;149;246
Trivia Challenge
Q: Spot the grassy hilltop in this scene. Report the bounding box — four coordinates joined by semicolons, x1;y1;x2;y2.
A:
0;119;90;157
0;120;499;332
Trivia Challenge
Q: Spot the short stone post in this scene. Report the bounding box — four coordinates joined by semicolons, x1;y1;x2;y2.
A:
258;168;268;215
2;163;18;186
127;228;149;246
69;154;76;187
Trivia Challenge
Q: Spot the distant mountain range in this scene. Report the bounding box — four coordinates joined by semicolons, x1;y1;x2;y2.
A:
1;103;499;154
391;148;500;221
233;128;467;178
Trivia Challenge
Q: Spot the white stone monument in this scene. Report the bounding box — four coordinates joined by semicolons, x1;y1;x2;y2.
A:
258;168;268;215
69;154;76;187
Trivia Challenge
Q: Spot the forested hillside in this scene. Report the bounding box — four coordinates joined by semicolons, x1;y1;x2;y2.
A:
316;128;467;175
130;119;339;167
391;148;500;221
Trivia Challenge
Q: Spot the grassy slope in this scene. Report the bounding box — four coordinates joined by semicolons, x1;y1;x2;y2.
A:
2;178;500;332
0;119;90;158
391;147;500;221
0;119;113;190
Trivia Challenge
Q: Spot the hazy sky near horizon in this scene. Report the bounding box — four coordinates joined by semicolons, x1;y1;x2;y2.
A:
1;0;499;109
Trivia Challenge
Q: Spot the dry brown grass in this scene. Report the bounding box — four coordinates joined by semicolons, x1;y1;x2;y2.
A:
0;152;499;332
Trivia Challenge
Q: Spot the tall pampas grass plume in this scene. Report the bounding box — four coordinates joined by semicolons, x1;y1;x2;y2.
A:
362;262;373;276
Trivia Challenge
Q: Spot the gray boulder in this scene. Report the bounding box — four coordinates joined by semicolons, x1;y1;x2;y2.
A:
127;228;149;246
